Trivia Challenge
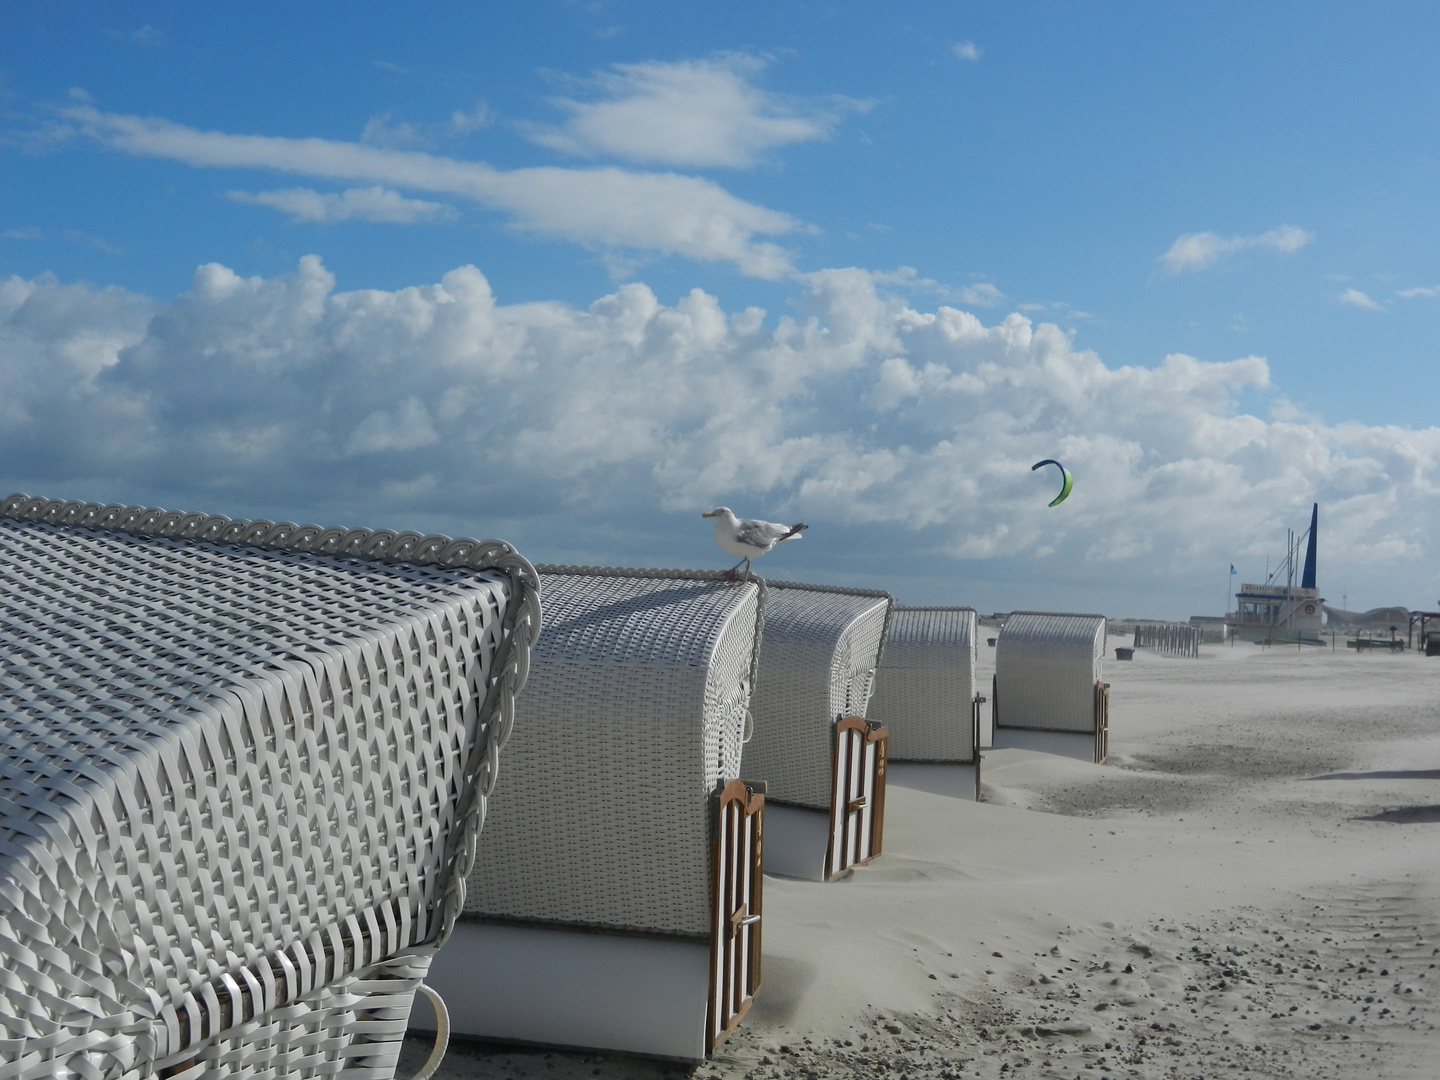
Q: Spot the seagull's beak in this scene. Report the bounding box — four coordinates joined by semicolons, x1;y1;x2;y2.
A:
701;510;715;518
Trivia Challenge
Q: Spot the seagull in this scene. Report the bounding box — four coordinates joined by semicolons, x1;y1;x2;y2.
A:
702;507;808;580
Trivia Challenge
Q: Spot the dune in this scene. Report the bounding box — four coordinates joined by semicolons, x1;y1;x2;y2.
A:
407;641;1440;1079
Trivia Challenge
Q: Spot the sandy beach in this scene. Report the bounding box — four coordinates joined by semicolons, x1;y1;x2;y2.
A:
405;640;1440;1079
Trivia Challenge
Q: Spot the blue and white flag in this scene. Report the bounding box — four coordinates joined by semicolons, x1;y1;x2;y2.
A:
1230;563;1236;576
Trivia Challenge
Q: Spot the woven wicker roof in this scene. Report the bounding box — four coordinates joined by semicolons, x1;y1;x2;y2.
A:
465;566;763;938
995;611;1106;733
868;606;977;762
744;583;892;810
0;494;539;1076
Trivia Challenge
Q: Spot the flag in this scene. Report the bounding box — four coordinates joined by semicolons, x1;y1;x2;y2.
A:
1230;564;1236;575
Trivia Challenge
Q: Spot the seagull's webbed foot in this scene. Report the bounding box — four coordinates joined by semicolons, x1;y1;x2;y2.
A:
722;557;752;584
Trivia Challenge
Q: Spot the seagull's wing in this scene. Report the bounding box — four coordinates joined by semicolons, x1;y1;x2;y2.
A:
734;518;793;550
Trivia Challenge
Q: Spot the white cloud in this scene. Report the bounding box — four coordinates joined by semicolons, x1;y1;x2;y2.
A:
864;268;1005;308
0;272;153;439
2;226;120;253
4;258;1438;614
360;102;492;148
1337;287;1384;311
1397;285;1440;299
359;112;428;148
1159;224;1313;274
447;103;493;135
346;397;440;454
109;26;162;46
956;282;1003;307
226;186;457;224
952;42;982;61
54;103;801;277
523;55;863;167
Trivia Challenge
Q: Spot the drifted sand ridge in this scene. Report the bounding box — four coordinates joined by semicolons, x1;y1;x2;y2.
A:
406;643;1440;1079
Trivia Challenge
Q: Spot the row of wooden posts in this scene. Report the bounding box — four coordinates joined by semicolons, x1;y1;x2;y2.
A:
1131;622;1201;658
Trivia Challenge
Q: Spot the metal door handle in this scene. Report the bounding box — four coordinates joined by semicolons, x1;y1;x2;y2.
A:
730;902;762;937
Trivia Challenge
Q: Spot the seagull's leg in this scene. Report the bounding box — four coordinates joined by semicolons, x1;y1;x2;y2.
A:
724;557;747;581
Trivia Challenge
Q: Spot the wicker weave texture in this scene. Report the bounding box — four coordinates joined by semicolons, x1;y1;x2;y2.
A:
867;607;977;762
150;953;433;1080
743;585;891;810
464;571;762;938
0;501;538;1080
994;611;1106;733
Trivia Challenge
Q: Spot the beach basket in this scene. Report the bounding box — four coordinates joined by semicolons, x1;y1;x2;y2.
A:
993;611;1109;763
866;606;983;801
425;566;766;1061
0;494;539;1080
743;582;892;880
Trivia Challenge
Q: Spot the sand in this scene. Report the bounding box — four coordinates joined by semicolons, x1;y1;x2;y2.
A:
404;640;1440;1079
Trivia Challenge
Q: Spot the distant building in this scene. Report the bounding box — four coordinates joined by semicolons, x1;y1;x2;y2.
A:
1225;503;1325;643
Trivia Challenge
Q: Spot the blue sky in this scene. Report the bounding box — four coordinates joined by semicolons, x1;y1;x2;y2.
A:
3;2;1438;616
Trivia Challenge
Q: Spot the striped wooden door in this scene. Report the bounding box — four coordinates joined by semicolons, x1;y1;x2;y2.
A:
825;717;888;879
971;692;987;800
1094;681;1110;764
708;779;764;1052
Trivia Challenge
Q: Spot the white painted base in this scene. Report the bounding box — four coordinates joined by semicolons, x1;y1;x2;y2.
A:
415;921;712;1062
992;727;1097;762
887;762;979;801
761;803;831;881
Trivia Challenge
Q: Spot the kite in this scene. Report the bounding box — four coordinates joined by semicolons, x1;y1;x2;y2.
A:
1031;459;1073;506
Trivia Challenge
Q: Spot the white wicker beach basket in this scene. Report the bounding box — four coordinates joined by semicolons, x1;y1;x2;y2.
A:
993;611;1106;733
463;566;764;938
867;606;978;762
0;494;540;1080
743;583;892;811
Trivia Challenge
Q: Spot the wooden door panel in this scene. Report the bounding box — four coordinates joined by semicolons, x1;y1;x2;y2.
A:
825;717;888;879
708;779;764;1052
1094;682;1110;764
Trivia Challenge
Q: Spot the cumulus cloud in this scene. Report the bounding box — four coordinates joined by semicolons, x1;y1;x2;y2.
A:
52;103;801;277
0;271;154;453
1159;225;1313;274
1337;287;1385;311
523;55;861;167
226;186;457;224
952;42;983;61
3;258;1438;612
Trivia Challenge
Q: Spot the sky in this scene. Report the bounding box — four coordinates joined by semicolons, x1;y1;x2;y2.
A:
2;1;1438;618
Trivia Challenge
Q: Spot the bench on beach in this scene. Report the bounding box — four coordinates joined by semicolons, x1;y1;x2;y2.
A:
0;493;539;1080
424;566;766;1062
993;611;1110;764
742;582;892;881
867;606;984;802
1348;638;1406;652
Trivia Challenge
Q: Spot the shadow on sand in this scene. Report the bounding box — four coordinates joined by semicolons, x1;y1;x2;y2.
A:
1353;804;1440;823
1306;768;1440;781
